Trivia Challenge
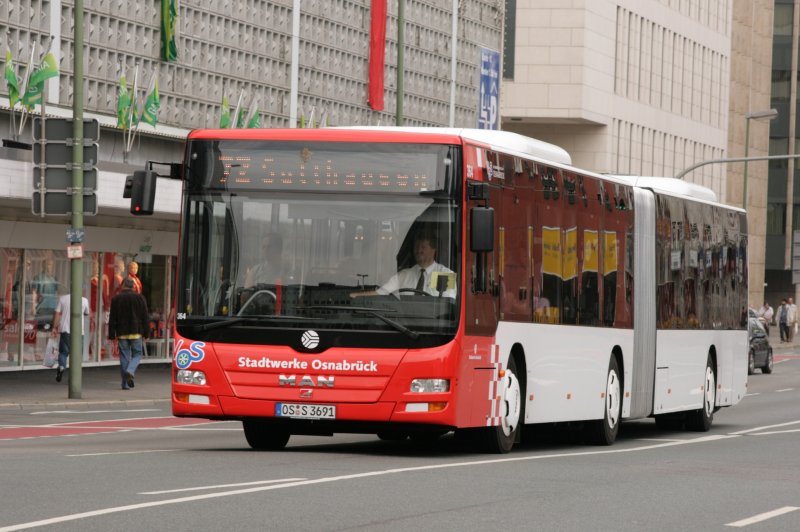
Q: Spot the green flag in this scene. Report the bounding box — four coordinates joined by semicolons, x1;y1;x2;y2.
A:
236;107;247;128
21;79;42;109
28;50;58;87
247;111;261;128
244;96;260;128
4;49;19;108
161;0;179;62
140;78;160;126
117;73;131;128
22;49;59;110
219;95;230;128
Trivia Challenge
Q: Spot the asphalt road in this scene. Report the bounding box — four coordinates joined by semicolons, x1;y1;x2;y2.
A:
1;357;798;532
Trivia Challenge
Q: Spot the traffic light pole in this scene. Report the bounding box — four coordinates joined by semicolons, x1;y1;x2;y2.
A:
69;0;84;398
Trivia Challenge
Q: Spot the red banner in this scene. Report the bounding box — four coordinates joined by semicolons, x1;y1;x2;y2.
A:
368;0;387;111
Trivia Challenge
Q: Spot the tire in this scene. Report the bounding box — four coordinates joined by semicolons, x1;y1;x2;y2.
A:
761;349;773;374
476;356;523;453
685;356;715;432
748;350;755;375
584;356;622;445
243;420;290;450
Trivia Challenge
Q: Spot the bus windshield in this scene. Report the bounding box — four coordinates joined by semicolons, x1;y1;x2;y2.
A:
177;139;461;344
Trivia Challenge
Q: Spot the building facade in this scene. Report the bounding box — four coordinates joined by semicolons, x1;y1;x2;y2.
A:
501;0;774;307
764;0;800;306
0;0;503;370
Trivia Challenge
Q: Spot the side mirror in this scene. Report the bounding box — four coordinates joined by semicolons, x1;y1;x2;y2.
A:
470;207;494;252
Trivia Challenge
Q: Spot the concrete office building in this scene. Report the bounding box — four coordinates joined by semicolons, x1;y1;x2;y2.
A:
500;0;774;307
0;0;503;370
763;0;800;306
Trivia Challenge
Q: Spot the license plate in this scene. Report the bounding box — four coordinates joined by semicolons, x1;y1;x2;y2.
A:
275;403;336;419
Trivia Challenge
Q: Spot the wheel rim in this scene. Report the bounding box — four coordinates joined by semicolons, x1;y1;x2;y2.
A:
703;365;716;416
748;351;755;373
767;351;773;370
606;369;621;429
501;370;522;437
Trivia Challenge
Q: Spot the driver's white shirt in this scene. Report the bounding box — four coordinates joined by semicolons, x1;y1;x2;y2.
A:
376;262;456;298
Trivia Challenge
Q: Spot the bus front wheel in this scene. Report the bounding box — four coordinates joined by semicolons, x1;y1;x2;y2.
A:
477;356;522;454
243;420;290;450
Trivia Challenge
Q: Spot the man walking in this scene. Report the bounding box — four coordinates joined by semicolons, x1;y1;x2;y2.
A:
52;291;90;382
108;278;149;390
777;299;790;343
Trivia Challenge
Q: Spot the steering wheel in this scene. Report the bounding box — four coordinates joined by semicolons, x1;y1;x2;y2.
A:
398;288;430;296
238;289;277;315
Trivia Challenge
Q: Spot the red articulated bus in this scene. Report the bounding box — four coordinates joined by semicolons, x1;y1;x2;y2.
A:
170;127;748;452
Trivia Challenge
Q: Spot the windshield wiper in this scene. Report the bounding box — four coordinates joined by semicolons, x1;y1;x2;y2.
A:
191;315;321;332
297;305;420;339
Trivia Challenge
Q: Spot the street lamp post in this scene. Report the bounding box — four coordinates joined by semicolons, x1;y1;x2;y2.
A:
743;108;778;210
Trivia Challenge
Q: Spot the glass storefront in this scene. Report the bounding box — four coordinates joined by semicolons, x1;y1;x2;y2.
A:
0;248;174;370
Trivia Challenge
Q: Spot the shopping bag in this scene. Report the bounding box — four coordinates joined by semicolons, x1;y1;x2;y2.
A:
43;338;58;368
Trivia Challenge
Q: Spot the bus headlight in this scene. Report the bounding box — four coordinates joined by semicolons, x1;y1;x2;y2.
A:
176;369;207;386
410;379;449;393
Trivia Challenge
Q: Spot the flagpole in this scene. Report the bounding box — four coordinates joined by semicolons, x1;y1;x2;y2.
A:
232;89;244;128
128;73;153;152
6;32;18;140
126;62;139;156
18;41;36;136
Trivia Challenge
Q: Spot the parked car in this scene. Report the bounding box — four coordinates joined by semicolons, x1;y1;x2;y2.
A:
748;317;773;375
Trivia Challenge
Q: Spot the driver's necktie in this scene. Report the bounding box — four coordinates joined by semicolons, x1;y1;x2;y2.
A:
416;269;425;292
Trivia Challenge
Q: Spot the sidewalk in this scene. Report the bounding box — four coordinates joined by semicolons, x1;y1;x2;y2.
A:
0;363;172;411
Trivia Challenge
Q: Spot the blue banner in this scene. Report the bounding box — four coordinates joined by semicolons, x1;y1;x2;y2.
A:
478;48;500;130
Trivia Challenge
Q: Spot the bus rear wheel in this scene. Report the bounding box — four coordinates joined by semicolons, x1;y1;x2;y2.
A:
584;356;622;445
243;420;290;450
685;356;715;432
477;356;522;454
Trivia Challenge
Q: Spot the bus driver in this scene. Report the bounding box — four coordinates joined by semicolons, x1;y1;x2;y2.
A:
352;230;456;299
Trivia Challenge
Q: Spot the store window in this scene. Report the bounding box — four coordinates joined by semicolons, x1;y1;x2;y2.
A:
1;247;175;370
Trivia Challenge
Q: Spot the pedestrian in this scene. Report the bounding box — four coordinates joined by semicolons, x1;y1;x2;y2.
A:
757;301;774;335
108;278;149;390
788;297;798;342
51;292;91;382
777;299;789;342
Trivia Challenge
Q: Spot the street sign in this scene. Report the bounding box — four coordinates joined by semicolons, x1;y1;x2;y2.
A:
33;142;98;167
32;117;100;141
66;228;86;243
32;191;98;216
31;117;99;216
33;166;97;190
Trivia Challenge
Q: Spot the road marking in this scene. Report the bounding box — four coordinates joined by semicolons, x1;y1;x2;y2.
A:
635;438;685;443
751;428;800;436
30;409;161;415
744;393;760;397
775;388;794;393
725;506;800;527
729;419;800;435
0;433;741;531
67;449;180;457
140;478;307;495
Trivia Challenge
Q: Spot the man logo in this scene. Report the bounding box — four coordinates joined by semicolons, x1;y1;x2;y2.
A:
301;330;320;349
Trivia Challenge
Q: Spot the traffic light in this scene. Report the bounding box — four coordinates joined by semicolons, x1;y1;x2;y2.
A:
128;170;157;215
